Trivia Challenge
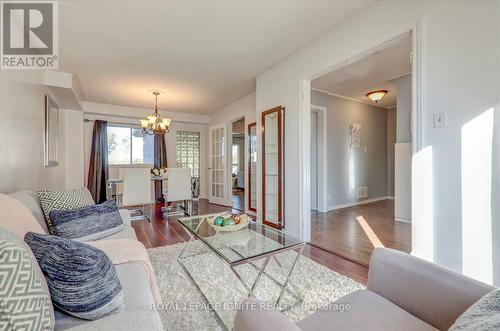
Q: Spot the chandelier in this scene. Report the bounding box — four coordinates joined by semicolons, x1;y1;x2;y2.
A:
140;91;171;135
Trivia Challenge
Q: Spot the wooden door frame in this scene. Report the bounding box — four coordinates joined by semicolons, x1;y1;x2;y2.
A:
248;122;257;212
262;106;284;229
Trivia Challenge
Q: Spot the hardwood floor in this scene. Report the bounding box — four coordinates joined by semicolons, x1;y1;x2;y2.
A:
310;199;411;266
231;189;245;211
131;199;368;285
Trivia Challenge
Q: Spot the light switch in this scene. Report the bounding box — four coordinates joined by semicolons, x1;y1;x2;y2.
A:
433;112;447;129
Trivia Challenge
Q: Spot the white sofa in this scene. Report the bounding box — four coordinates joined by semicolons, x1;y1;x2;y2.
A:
5;191;163;331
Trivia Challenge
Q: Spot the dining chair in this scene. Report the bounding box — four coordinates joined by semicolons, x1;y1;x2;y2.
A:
122;168;153;222
162;168;193;219
115;168;125;206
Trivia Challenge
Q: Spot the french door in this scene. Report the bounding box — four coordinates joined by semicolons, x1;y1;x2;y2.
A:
208;124;227;205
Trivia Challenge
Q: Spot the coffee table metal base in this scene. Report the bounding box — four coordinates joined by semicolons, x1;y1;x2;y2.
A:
177;232;304;331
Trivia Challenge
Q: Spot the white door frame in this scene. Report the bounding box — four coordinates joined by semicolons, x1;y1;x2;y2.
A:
208;123;227;205
311;105;328;213
226;116;246;208
299;23;422;242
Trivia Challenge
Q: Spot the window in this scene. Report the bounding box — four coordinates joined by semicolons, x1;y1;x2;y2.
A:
176;131;200;177
107;126;154;165
232;145;239;175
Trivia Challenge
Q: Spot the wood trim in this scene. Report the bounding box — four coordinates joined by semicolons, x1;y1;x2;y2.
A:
261;106;284;229
247;122;257;212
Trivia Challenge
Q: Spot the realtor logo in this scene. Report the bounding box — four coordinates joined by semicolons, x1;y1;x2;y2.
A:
1;1;58;69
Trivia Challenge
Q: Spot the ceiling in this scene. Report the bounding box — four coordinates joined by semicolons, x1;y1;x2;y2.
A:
311;35;412;108
59;1;373;114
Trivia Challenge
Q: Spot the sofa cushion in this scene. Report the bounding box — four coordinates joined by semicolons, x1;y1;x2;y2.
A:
0;229;54;330
0;193;45;238
9;191;49;233
37;188;95;235
98;226;137;240
49;200;124;241
24;232;124;320
54;263;162;330
296;289;437;331
449;288;500;330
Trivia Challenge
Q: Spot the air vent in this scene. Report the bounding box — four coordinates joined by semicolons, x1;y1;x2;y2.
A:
357;186;368;199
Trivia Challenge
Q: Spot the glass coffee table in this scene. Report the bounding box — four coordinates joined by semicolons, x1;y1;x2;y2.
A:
177;212;305;330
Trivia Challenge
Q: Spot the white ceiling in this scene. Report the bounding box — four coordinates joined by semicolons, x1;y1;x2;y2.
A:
311;35;412;108
59;1;373;114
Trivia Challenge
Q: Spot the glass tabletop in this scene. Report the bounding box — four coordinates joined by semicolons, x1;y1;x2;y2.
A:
178;213;304;265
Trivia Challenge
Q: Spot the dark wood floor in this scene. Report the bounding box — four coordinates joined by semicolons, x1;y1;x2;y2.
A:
311;199;411;266
131;199;369;284
232;189;244;211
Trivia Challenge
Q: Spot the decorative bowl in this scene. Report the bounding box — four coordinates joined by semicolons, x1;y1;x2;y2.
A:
207;213;251;232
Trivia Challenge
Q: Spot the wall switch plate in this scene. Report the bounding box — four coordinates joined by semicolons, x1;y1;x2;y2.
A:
433;112;447;129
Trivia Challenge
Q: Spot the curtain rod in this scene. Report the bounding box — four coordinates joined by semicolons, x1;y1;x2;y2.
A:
84;118;140;127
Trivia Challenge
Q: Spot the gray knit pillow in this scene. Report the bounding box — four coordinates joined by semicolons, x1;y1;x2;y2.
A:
450;289;500;330
24;232;124;320
49;200;123;241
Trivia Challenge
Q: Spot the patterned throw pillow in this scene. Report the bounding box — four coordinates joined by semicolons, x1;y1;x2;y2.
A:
24;232;124;320
0;229;54;330
37;188;95;235
49;200;124;241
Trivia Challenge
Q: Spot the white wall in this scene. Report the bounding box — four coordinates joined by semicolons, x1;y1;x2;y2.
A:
311;91;389;209
0;70;70;193
256;0;500;284
387;108;396;197
64;110;85;189
391;74;412;143
210;92;256;211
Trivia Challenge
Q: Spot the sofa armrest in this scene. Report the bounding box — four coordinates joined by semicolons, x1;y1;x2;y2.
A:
119;209;131;227
367;248;494;330
234;298;301;331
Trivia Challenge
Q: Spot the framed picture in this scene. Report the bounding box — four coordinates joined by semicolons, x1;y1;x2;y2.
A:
44;95;59;167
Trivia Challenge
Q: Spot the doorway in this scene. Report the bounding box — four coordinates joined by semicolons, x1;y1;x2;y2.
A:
230;117;245;211
308;33;413;266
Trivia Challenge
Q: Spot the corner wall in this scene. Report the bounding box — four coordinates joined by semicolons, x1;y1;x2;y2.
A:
0;71;70;193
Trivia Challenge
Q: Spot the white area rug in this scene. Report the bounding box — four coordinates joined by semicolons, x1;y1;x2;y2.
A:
148;241;364;330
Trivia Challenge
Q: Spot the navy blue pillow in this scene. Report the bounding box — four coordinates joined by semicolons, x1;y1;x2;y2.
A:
24;232;124;320
49;200;123;241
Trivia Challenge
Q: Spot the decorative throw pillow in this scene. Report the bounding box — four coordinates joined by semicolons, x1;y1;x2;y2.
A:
0;229;54;330
24;232;124;320
36;188;95;235
450;289;500;330
49;200;124;241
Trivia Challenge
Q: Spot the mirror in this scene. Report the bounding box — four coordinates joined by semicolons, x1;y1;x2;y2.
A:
44;95;59;167
262;106;284;229
248;122;257;212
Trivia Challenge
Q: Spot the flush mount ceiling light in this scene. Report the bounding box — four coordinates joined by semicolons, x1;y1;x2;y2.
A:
366;90;388;103
140;91;171;135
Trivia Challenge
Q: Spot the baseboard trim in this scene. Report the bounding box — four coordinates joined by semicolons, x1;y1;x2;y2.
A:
395;217;411;223
328;196;393;211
